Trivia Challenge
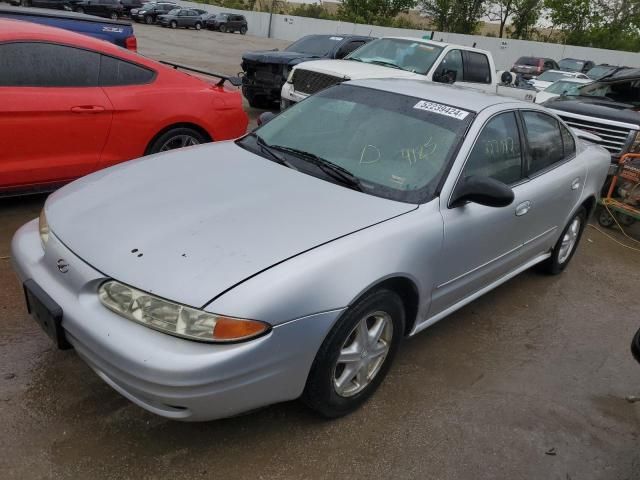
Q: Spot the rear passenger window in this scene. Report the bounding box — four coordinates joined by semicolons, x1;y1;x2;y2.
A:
0;42;99;87
100;55;155;86
463;112;523;185
560;123;576;157
522;111;565;175
462;52;491;84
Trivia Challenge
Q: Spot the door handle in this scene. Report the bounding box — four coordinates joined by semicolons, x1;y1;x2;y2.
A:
70;105;105;113
571;177;581;190
515;201;531;216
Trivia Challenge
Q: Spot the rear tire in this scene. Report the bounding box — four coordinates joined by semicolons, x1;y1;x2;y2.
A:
540;207;586;275
240;25;247;34
147;127;208;155
302;289;405;418
110;11;118;19
219;24;227;33
144;15;153;24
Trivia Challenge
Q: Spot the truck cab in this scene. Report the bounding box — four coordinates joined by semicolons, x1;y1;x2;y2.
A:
281;37;535;109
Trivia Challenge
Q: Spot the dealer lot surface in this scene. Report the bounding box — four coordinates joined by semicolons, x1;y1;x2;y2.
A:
1;24;639;479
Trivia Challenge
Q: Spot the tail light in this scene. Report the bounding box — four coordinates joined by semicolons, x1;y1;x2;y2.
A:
125;35;137;52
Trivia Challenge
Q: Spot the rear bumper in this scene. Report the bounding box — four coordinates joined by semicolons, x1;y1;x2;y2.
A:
11;219;342;421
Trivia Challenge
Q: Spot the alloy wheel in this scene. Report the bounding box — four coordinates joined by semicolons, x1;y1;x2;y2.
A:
558;216;581;264
159;134;200;152
332;311;393;397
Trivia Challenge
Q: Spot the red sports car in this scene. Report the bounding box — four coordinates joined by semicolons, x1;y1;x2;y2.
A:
0;19;248;196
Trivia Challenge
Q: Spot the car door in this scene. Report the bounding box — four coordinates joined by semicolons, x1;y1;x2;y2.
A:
0;42;113;190
185;10;197;27
430;111;532;317
515;110;586;257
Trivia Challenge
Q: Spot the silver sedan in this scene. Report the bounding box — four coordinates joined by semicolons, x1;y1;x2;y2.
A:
12;79;610;421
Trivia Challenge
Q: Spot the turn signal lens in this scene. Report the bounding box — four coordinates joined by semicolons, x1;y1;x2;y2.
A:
39;209;49;248
98;281;270;343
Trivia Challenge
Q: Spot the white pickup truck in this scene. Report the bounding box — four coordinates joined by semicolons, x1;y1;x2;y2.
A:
281;36;536;108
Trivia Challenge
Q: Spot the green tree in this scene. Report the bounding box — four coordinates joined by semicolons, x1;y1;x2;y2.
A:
420;0;485;33
338;0;418;25
486;0;515;38
509;0;540;39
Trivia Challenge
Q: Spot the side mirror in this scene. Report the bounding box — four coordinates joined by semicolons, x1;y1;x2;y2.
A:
434;69;457;84
257;111;277;126
451;176;514;208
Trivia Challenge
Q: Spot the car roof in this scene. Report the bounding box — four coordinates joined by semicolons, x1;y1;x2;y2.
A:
382;36;491;55
347;78;522;113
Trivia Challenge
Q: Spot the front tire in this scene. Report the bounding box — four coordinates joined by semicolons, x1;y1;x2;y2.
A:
144;15;153;24
170;20;177;29
240;25;247;34
147;127;208;154
302;289;405;418
541;207;586;274
110;11;118;19
195;22;202;30
219;24;227;33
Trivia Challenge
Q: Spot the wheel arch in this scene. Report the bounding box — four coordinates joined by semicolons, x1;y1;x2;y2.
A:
145;122;213;155
581;195;597;219
349;276;420;337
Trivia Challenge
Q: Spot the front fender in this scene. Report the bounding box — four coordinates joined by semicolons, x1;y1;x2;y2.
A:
205;200;443;326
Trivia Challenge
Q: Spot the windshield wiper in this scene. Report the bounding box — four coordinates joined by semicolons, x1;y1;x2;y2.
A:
268;145;364;192
243;133;297;170
367;59;404;70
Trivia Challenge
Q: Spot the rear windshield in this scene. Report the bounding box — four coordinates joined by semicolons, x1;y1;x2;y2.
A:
516;57;540;66
285;36;345;56
537;71;572;82
544;80;587;95
586;65;616;79
559;59;585;72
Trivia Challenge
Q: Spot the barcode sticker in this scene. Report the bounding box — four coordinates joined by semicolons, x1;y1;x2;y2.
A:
413;100;470;120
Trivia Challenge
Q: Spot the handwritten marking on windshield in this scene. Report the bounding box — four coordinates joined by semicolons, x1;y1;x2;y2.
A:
360;144;381;164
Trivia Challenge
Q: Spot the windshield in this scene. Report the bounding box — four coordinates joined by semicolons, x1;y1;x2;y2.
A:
586;65;616;79
516;57;540;66
286;36;345;56
545;80;588;95
242;85;472;203
559;59;585;72
574;79;640;105
537;71;571;82
346;38;444;75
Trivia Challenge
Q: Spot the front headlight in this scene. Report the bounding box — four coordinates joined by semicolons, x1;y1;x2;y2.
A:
39;209;49;248
98;281;270;343
629;130;640;153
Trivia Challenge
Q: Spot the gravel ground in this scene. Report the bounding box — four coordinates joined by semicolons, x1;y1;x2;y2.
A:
1;23;639;480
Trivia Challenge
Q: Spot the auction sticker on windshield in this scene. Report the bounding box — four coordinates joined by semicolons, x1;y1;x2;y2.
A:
413;101;470;120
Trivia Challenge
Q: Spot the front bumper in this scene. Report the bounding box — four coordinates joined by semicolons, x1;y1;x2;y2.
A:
11;219;342;421
280;81;308;107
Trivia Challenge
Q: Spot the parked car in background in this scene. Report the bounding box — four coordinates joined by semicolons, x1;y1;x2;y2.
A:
158;7;204;29
528;70;590;91
120;0;146;16
559;58;595;74
511;56;559;79
281;37;537;110
205;12;246;34
11;78;609;421
73;0;123;19
22;0;74;8
534;78;592;104
132;1;175;24
241;34;374;108
585;64;627;80
0;6;136;49
0;19;247;196
544;68;640;167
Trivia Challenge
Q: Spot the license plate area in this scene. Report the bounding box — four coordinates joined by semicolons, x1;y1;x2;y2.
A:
23;279;71;350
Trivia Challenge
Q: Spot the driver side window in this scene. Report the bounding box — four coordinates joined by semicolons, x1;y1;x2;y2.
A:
433;49;463;83
462;112;524;185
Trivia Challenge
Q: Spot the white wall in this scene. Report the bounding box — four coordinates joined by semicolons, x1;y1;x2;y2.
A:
175;1;640;69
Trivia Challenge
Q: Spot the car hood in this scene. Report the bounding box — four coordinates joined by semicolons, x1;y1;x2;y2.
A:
544;96;640;126
46;142;415;309
295;59;421;80
243;50;324;65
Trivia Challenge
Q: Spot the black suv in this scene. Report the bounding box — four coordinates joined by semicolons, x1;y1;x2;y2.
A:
133;1;175;23
241;34;373;108
205;13;247;34
21;0;73;9
73;0;123;19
